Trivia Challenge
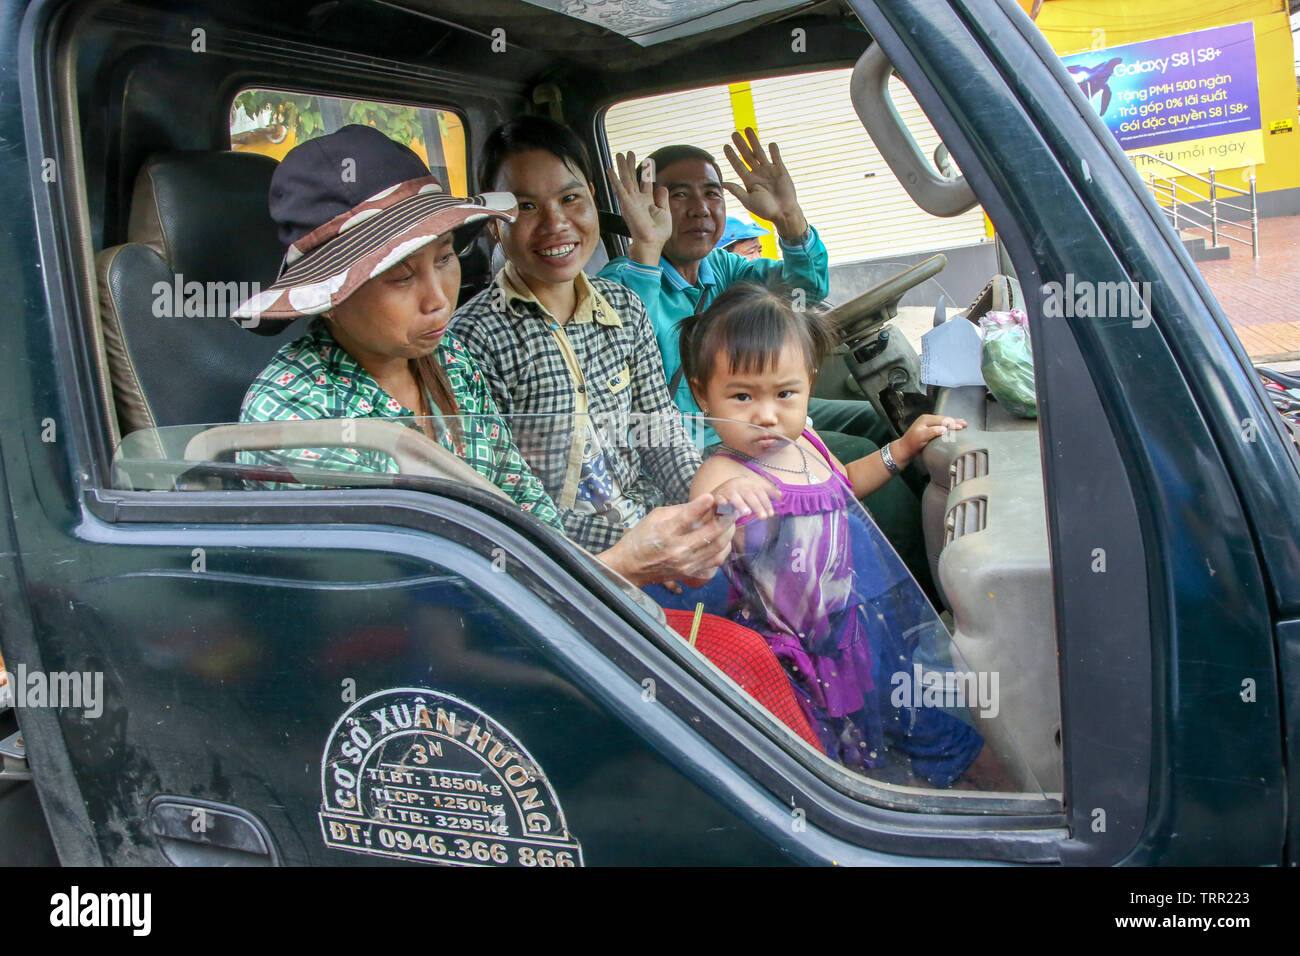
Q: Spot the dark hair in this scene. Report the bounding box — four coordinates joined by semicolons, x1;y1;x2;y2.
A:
478;115;594;191
679;283;836;400
412;355;462;443
646;144;721;184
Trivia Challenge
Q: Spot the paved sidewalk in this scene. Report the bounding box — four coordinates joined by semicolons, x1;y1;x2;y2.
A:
892;216;1298;363
1188;215;1300;361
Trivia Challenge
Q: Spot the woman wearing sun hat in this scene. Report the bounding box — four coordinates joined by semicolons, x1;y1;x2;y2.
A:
235;124;736;588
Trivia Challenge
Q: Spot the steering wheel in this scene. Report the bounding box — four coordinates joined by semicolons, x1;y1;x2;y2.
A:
823;253;947;344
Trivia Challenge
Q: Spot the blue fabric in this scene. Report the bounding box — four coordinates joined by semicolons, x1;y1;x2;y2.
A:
868;604;984;788
643;571;731;614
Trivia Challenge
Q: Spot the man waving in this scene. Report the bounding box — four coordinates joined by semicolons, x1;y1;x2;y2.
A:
600;130;843;438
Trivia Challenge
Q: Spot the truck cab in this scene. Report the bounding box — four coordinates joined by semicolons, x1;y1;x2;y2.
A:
0;0;1297;866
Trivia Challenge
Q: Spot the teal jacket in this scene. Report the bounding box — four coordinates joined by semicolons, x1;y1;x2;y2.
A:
598;227;830;445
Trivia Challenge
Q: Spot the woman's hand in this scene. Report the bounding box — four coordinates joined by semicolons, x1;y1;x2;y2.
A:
608;152;672;266
597;494;736;588
709;474;781;520
721;128;807;241
897;414;967;461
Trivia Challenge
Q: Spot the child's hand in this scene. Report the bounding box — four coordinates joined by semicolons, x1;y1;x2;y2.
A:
711;475;781;520
898;415;967;458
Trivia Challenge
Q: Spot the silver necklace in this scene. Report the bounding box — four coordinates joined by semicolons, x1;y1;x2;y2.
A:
719;440;811;479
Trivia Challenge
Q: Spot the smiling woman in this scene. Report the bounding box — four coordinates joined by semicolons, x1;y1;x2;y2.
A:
481;124;602;319
449;116;713;557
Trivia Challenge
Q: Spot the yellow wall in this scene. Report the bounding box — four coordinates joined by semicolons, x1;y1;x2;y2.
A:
726;82;779;259
1018;0;1299;196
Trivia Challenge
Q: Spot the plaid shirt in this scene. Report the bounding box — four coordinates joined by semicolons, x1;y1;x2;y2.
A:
238;318;563;529
449;266;700;554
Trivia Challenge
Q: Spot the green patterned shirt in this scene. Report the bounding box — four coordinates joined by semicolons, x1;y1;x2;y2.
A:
238;319;563;529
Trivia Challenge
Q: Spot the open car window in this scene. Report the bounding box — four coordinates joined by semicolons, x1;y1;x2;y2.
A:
597;52;1061;812
605;67;991;278
113;412;1058;806
231;89;469;197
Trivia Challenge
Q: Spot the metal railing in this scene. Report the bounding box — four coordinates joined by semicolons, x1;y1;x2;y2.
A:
1130;152;1259;258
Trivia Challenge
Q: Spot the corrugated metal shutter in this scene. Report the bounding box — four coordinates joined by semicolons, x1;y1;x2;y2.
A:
604;82;737;168
604;68;990;264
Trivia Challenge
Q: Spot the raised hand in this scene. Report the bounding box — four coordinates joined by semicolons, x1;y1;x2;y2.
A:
721;128;807;239
608;151;672;265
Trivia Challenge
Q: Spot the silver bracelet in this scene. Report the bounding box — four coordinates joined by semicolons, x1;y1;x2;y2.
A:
880;442;900;475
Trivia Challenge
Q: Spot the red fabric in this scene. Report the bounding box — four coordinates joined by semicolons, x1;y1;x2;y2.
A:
662;609;823;752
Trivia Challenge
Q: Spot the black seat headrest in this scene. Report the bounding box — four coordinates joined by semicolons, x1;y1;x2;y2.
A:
96;150;308;434
127;150;284;292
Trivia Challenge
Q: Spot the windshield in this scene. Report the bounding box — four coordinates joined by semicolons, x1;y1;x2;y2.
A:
113;412;1054;800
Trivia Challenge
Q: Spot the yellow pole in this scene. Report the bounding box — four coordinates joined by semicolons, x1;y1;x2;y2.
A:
688;602;705;647
727;82;779;259
440;113;468;197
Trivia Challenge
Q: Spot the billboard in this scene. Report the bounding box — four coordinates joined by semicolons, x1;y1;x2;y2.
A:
1062;21;1264;174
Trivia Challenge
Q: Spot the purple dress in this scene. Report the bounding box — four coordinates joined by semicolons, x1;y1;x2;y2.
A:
719;429;886;770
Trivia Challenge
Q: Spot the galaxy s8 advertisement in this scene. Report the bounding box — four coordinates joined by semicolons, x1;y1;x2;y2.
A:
1062;21;1264;172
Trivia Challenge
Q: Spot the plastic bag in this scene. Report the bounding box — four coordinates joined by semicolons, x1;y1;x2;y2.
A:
979;308;1037;419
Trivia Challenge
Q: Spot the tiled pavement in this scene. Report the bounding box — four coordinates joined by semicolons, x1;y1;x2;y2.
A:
897;215;1299;363
1188;215;1300;361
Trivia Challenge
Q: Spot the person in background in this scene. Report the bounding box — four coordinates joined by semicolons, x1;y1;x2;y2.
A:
717;216;768;260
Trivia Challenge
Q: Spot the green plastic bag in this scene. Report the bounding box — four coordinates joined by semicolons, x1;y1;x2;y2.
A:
979;308;1037;419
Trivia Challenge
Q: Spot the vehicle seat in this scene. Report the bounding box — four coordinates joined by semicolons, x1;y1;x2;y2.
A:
94;151;547;506
458;233;496;304
93;151;308;437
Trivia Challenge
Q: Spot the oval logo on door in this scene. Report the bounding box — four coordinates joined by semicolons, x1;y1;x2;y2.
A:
318;688;582;867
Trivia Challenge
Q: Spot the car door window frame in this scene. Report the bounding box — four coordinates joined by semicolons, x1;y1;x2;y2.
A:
27;0;1087;863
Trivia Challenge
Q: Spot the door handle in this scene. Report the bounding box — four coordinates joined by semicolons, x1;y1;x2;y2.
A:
148;796;280;866
0;729;31;782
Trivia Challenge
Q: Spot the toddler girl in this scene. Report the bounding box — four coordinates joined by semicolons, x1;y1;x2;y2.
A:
681;282;986;784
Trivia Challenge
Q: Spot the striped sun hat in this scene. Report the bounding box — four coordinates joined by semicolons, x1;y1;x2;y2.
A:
235;124;516;325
